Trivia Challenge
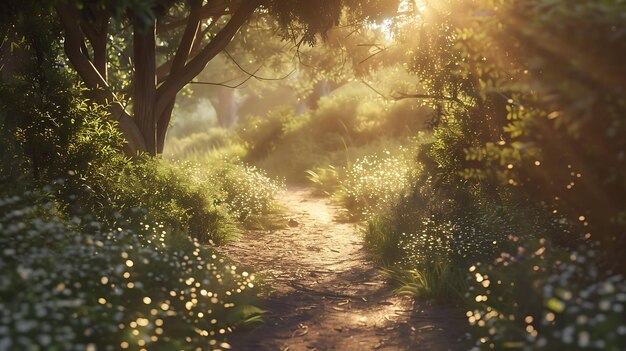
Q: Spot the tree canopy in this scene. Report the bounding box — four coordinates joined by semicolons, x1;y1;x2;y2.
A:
2;0;401;155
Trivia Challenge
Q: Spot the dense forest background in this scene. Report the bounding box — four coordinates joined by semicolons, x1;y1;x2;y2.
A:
1;0;625;350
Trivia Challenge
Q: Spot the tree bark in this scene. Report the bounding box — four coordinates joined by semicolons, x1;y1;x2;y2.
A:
214;87;237;128
56;1;260;156
133;17;158;155
156;0;203;154
154;0;259;123
56;3;147;155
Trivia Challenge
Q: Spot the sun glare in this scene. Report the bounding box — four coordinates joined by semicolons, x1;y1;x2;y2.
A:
369;0;427;42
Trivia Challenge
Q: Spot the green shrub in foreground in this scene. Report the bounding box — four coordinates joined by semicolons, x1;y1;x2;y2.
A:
65;157;238;245
467;237;626;351
0;191;260;351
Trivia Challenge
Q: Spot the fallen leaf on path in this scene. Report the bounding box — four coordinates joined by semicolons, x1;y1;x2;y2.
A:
373;342;383;349
292;325;309;337
296;305;318;311
331;306;345;311
328;248;340;253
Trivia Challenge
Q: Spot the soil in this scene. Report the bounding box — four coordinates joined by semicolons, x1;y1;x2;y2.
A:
218;187;468;351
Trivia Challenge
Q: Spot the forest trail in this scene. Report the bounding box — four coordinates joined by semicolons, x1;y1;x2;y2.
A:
219;187;466;351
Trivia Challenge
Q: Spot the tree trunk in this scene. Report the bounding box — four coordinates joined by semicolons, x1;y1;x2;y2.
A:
215;87;237;128
156;0;203;154
56;3;147;155
133;17;157;155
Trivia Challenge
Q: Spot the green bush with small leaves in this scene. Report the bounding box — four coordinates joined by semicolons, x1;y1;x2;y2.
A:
334;149;413;221
466;237;626;351
202;160;285;230
0;191;260;351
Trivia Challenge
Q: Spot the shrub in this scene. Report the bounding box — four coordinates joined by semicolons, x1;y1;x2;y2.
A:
236;88;429;183
0;191;260;350
334;148;413;221
306;166;341;196
164;129;239;160
202;160;285;230
467;237;626;351
61;155;237;245
237;108;295;160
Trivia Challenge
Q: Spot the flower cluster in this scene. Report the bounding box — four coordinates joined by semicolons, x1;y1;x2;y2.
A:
203;161;284;228
0;192;259;350
467;237;626;350
337;150;412;220
396;216;506;268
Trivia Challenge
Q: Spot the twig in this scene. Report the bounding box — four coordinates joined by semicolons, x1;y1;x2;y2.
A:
224;49;296;81
360;80;390;100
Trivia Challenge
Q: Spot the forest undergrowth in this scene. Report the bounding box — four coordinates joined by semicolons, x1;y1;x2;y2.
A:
167;1;626;350
1;0;625;350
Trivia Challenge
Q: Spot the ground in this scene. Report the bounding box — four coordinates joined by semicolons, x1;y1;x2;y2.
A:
219;187;467;351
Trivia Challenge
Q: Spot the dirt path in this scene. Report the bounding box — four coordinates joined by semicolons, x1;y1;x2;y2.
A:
219;187;466;351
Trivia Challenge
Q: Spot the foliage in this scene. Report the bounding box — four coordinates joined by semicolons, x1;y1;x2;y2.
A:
73;157;238;244
306;166;341;197
385;263;469;304
201;160;285;230
403;0;626;260
164;129;240;160
334;149;413;221
360;2;626;338
238;86;430;183
236;108;295;160
0;190;260;351
1;79;236;244
467;237;626;351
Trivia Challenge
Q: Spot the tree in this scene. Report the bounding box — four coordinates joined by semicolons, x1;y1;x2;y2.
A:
52;0;400;155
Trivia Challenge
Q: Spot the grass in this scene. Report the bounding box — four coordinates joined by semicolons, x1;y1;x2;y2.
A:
383;264;470;304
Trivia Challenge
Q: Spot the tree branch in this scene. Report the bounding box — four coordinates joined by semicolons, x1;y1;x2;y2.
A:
157;1;230;34
223;49;297;82
156;16;220;83
155;0;259;119
155;0;203;153
55;2;146;154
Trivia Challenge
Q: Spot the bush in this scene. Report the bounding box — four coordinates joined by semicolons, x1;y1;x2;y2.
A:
164;129;239;160
467;237;626;351
85;158;238;244
334;148;413;221
0;191;260;350
1;76;240;244
202;160;285;230
237;108;295;160
236;88;430;183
